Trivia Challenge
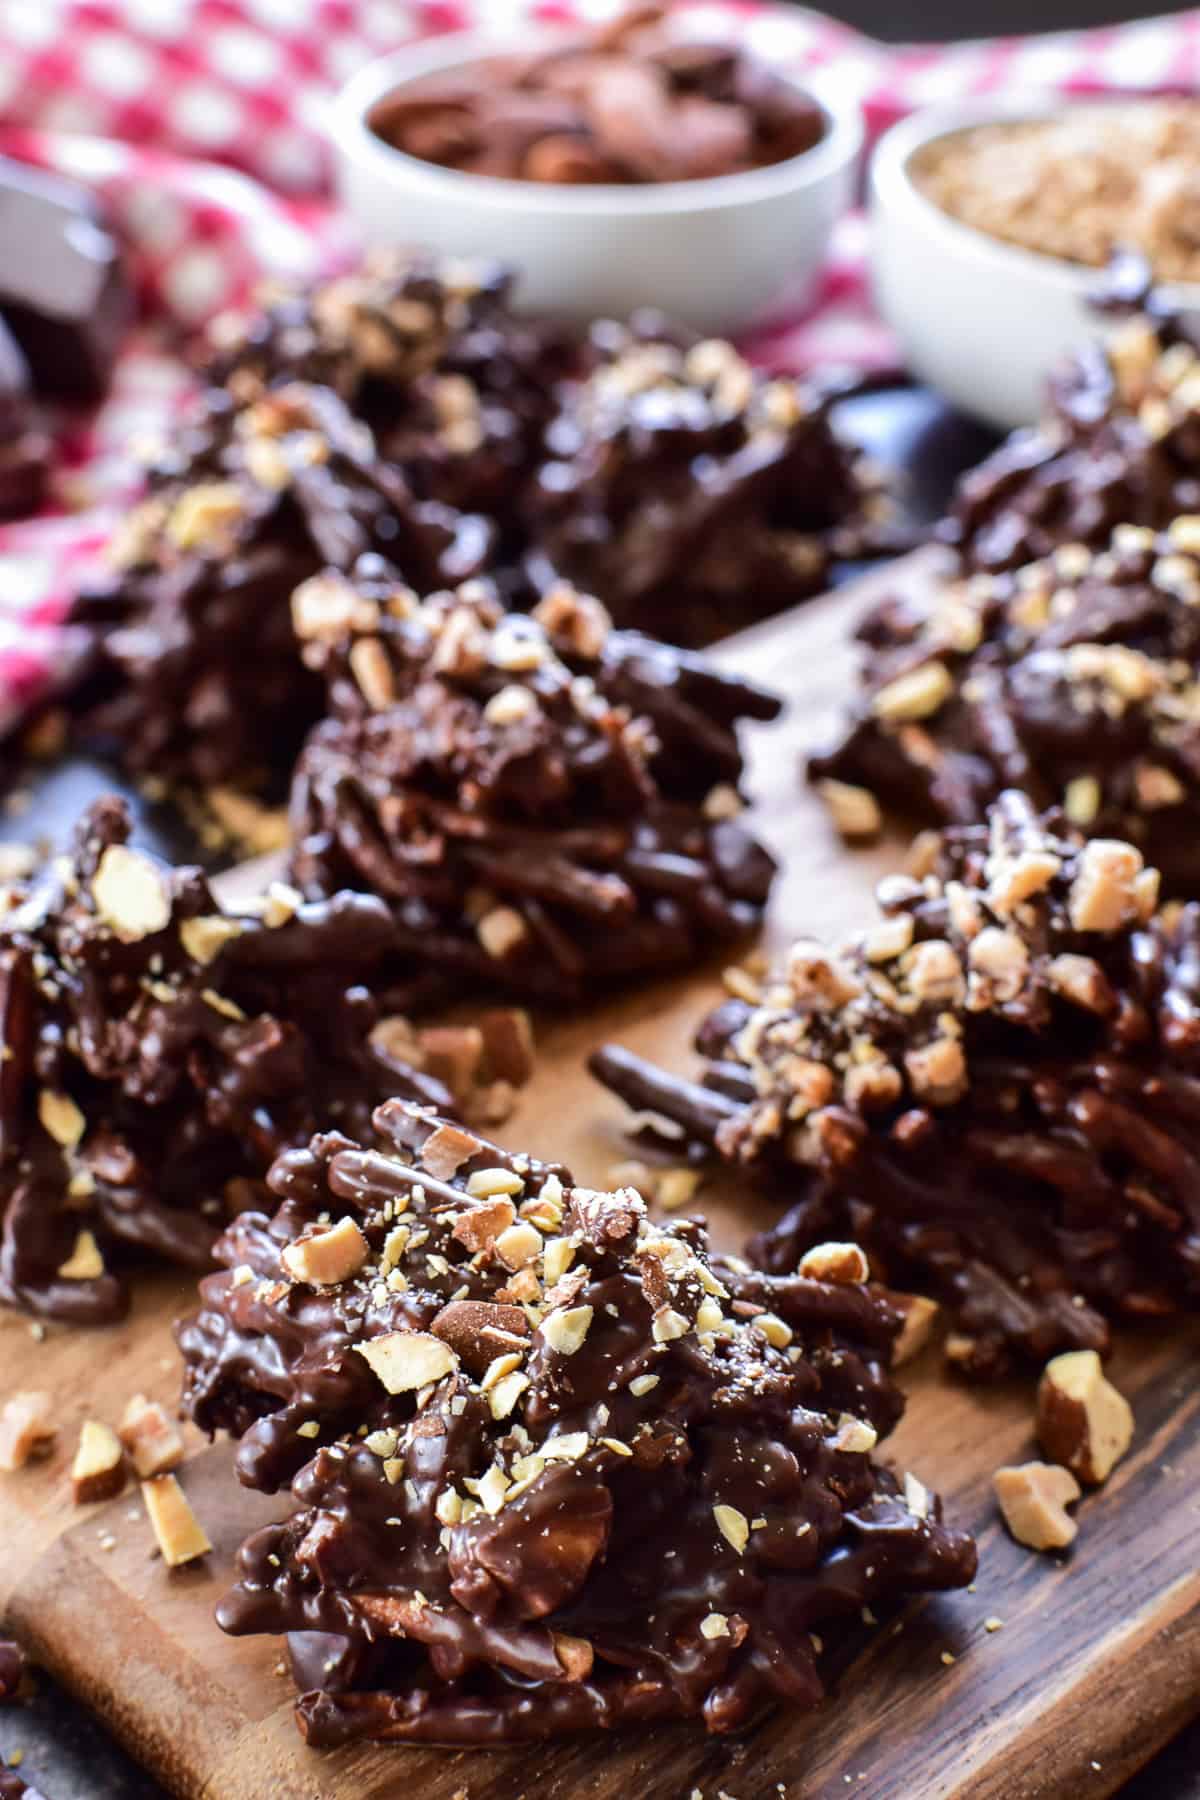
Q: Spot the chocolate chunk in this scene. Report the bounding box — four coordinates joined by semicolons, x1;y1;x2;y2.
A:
0;795;453;1325
0;317;48;522
179;1098;975;1743
592;791;1200;1381
810;518;1200;893
0;156;130;405
523;318;881;646
285;564;780;1003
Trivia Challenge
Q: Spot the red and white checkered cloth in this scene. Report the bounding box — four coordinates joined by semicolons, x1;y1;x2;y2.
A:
4;0;1200;732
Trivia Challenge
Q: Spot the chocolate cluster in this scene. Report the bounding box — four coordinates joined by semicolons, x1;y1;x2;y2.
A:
0;795;455;1324
948;262;1200;574
524;320;879;646
73;374;492;792
593;791;1200;1380
180;1099;975;1745
286;566;780;1002
369;5;825;185
811;519;1200;892
68;251;874;797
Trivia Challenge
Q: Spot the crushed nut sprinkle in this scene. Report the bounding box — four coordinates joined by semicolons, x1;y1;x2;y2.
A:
593;789;1200;1381
182;1098;974;1746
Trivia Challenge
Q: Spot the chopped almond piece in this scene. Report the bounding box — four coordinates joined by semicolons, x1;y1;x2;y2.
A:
421;1122;482;1180
0;1392;56;1471
477;1008;535;1086
143;1474;212;1566
357;1331;458;1394
119;1395;185;1480
71;1420;126;1505
56;1228;105;1281
281;1217;370;1287
1035;1349;1134;1486
798;1241;870;1285
993;1461;1081;1552
417;1025;484;1098
892;1294;940;1366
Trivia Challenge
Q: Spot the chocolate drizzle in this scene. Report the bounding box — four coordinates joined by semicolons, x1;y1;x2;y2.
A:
181;1099;974;1745
0;796;450;1323
592;792;1200;1379
286;565;781;1003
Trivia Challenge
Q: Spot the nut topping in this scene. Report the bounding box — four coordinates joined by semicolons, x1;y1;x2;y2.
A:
1035;1349;1134;1485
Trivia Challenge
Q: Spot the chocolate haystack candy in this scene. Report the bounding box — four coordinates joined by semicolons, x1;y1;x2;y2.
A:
206;252;570;523
286;566;781;1002
0;795;457;1325
948;258;1200;575
524;320;879;647
810;519;1200;892
181;1099;975;1744
72;379;491;792
592;791;1200;1380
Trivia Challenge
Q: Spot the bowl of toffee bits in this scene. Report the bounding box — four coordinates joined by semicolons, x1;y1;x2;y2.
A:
331;6;861;333
872;94;1200;432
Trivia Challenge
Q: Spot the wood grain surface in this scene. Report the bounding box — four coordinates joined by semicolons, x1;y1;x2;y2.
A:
3;552;1200;1800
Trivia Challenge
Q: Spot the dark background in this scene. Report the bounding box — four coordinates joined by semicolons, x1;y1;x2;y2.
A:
835;0;1193;38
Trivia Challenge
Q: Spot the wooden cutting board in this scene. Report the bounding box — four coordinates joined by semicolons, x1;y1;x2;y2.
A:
3;554;1200;1800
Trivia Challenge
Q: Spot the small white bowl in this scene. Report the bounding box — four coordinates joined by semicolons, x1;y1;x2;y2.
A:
331;30;862;336
871;94;1200;433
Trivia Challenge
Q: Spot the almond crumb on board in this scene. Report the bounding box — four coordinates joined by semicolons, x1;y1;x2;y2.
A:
119;1395;185;1479
0;1392;57;1471
892;1293;939;1364
71;1420;126;1505
143;1475;212;1566
1035;1348;1134;1485
994;1461;1082;1551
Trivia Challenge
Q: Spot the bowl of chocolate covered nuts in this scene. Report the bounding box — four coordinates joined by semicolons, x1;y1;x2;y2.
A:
331;9;861;334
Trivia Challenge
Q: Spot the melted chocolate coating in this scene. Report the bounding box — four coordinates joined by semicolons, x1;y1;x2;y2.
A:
286;565;780;1004
522;317;880;647
0;1642;22;1702
0;796;451;1324
592;791;1200;1380
810;520;1200;895
71;379;492;793
181;1100;974;1745
947;259;1200;575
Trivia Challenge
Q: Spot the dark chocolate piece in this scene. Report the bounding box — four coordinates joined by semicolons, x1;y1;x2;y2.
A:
0;156;131;406
286;566;780;1002
181;1099;975;1744
592;791;1200;1381
71;381;491;792
369;4;825;185
523;319;882;646
809;519;1200;892
0;795;453;1324
0;318;48;523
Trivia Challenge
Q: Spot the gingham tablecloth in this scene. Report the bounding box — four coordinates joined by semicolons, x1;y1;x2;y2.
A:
4;0;1200;732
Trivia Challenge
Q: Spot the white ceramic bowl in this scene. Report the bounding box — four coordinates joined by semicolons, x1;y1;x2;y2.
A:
871;94;1200;433
331;31;862;335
